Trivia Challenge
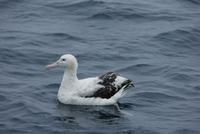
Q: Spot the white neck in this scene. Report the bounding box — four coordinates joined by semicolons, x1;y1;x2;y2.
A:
59;67;78;90
58;55;79;96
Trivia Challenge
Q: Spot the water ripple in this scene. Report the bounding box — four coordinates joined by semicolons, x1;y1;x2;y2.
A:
0;0;200;133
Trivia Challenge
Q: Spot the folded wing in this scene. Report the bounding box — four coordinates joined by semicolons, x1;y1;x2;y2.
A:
85;72;134;99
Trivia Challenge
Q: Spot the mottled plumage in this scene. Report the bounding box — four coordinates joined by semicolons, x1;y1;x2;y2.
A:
86;72;134;99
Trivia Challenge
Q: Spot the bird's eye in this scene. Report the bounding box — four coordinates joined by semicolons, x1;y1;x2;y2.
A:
62;59;66;61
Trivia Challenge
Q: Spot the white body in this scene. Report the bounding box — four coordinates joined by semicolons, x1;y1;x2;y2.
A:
47;54;128;105
57;73;125;105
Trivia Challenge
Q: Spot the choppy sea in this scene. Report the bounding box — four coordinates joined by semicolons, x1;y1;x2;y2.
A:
0;0;200;133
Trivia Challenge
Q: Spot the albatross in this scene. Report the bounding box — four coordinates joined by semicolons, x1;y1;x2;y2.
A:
46;54;134;105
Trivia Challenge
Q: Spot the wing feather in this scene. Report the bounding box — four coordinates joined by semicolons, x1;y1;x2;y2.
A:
86;72;133;99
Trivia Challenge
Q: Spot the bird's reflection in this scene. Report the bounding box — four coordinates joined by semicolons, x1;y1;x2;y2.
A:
56;102;123;129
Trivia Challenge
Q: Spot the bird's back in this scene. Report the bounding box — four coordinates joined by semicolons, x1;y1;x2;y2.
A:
85;72;134;99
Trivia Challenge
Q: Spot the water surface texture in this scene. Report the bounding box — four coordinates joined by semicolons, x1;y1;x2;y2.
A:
0;0;200;134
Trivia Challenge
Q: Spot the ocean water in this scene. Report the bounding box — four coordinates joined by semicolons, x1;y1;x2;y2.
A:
0;0;200;133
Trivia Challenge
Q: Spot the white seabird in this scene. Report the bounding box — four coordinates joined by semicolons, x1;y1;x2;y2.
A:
46;54;134;105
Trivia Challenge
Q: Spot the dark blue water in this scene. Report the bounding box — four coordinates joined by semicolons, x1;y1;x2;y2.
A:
0;0;200;133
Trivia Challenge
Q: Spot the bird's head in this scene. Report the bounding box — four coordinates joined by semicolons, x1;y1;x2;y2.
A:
46;54;78;71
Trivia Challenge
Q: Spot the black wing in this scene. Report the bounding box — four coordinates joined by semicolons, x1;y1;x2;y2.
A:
86;72;134;99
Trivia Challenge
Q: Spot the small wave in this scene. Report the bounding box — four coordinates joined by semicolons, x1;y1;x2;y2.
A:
47;0;105;9
123;128;160;134
0;48;24;64
64;0;105;8
0;47;53;65
134;92;186;102
87;10;147;20
152;27;200;57
153;28;200;48
174;128;200;134
96;111;120;119
14;13;41;20
88;11;183;21
54;115;75;122
10;116;27;124
0;94;7;102
0;35;18;40
0;100;26;115
165;72;195;82
44;32;85;42
7;70;41;77
154;29;191;40
116;63;152;72
178;0;200;5
1;30;85;43
118;102;134;109
47;0;183;21
194;85;200;91
115;63;172;76
44;83;60;89
88;13;113;20
0;0;24;9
